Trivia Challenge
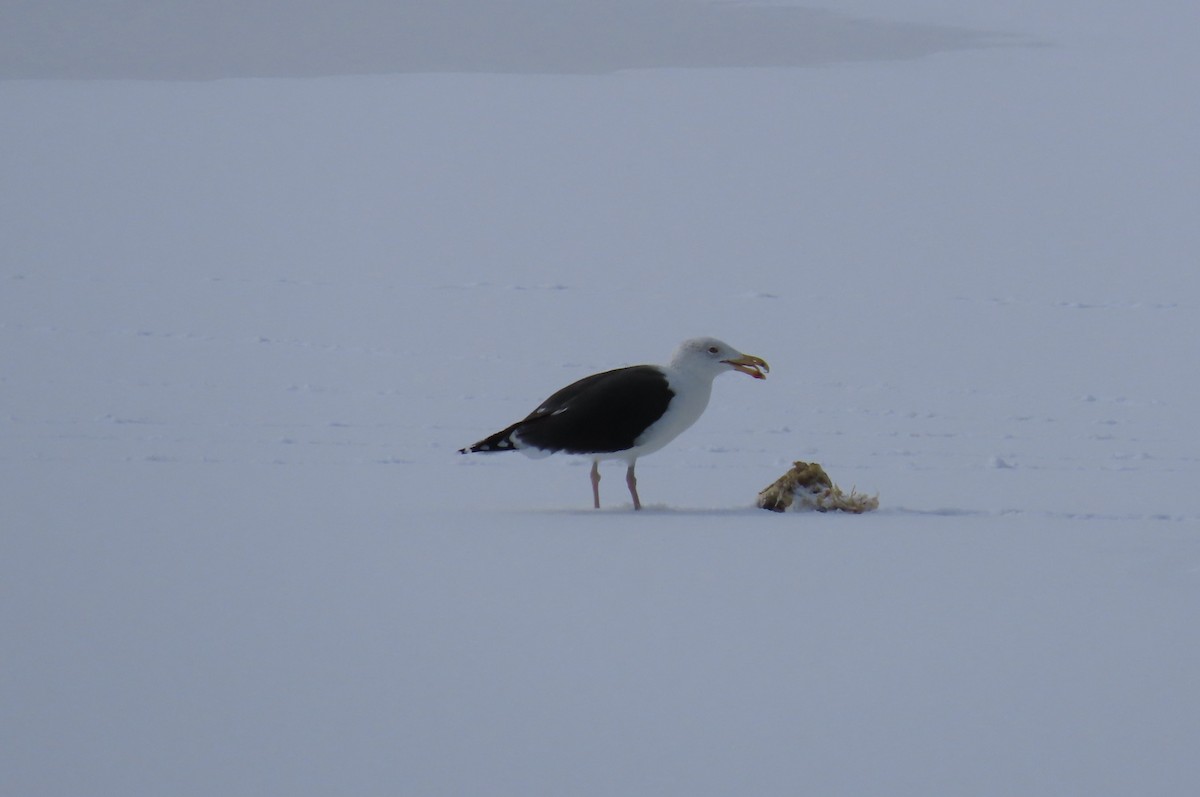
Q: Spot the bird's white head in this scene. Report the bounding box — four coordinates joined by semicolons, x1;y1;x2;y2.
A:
669;337;770;380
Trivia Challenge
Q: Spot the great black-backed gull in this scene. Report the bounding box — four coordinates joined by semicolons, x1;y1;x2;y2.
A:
458;337;769;509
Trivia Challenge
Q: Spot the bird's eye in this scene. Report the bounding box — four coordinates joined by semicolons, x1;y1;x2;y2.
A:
708;346;719;354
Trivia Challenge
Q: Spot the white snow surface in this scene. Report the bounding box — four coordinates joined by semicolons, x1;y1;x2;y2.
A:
3;2;1200;795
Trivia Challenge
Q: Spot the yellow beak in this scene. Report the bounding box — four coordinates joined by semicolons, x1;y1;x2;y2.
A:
723;353;770;379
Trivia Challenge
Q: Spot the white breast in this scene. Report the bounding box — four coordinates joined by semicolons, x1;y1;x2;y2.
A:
620;367;713;461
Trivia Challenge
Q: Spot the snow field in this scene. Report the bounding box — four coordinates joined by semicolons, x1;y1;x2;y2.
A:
3;2;1200;795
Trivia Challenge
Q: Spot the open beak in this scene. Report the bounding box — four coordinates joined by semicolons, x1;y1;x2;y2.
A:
723;353;770;380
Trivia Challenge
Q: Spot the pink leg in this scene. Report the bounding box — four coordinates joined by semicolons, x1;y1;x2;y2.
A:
626;462;642;511
590;461;601;509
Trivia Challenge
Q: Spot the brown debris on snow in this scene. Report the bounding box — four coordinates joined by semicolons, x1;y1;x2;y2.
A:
757;461;879;513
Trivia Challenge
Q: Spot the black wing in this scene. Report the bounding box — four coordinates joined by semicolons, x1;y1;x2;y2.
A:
514;365;674;454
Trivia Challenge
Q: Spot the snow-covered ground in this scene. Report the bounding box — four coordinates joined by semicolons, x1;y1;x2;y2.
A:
3;2;1199;795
